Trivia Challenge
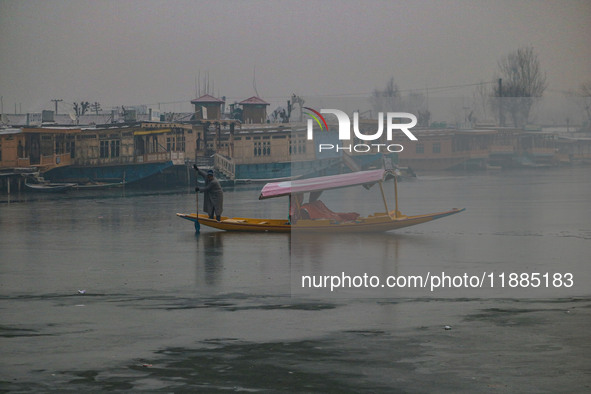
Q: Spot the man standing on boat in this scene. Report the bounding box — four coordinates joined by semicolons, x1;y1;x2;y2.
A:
193;164;224;221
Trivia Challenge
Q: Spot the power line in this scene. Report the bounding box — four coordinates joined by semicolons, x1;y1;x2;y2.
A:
289;81;497;98
143;81;499;105
39;81;500;113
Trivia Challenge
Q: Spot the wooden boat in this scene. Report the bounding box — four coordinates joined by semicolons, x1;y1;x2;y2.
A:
73;181;124;190
24;181;77;192
177;169;464;233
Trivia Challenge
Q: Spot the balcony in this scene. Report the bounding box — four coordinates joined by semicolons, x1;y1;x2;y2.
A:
136;151;185;165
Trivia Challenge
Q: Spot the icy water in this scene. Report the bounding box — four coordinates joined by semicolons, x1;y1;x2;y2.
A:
1;167;590;392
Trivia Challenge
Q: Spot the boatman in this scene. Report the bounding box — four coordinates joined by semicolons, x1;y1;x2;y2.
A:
193;164;224;221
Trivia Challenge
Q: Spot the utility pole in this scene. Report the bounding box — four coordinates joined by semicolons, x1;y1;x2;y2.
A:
90;102;101;115
51;99;63;115
498;79;503;127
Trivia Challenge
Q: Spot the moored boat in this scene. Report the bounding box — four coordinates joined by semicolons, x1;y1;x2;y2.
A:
73;181;125;190
24;181;77;192
177;169;464;233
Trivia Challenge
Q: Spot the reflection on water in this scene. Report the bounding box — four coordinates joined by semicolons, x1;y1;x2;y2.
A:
201;232;225;286
191;231;291;293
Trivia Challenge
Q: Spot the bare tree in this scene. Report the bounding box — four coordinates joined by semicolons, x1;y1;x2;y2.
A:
73;101;90;117
72;101;90;124
492;46;547;127
370;77;400;113
291;94;305;122
576;81;591;132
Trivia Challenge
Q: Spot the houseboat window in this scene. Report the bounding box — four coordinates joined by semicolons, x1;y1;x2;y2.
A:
416;144;424;154
41;138;53;156
151;136;158;153
246;137;251;140
100;140;109;158
55;135;67;155
433;142;441;154
178;135;185;151
254;141;270;156
67;141;76;159
110;140;120;158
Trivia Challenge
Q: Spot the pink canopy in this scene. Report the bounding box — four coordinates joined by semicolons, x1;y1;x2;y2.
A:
259;169;395;199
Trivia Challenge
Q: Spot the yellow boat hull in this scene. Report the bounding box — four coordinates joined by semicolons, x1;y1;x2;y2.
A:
176;208;464;233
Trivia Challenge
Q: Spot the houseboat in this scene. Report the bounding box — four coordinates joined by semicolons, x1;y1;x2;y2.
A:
190;95;378;181
1;126;79;192
397;126;561;170
42;122;193;184
556;134;591;164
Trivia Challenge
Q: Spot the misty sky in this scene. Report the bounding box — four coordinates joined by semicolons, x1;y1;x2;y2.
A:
1;0;590;114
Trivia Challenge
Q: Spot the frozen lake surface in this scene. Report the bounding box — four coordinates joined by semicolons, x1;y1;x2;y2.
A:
1;167;590;391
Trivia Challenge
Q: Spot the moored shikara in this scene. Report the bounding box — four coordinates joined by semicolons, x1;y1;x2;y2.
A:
24;181;77;193
177;169;464;233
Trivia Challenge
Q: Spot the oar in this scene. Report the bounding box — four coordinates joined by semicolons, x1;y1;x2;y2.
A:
195;187;200;233
193;165;201;233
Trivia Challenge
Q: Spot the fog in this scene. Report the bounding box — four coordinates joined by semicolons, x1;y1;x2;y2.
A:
1;0;590;115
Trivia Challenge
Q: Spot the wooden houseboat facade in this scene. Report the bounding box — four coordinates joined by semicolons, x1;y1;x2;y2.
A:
43;122;195;184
